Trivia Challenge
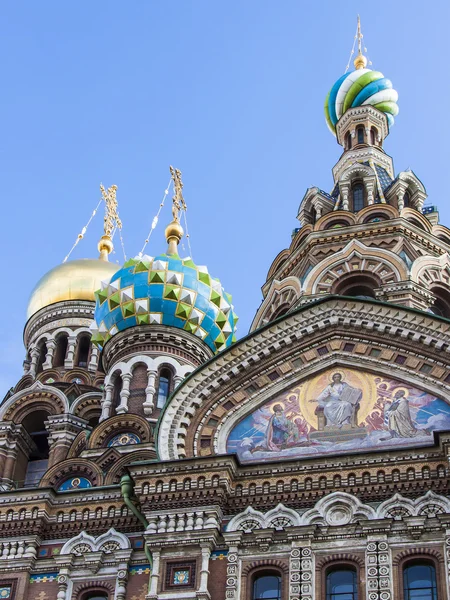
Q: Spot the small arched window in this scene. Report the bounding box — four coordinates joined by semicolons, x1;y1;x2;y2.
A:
345;131;352;150
403;561;438;600
352;183;365;212
370;127;377;145
252;572;282;600
326;566;358;600
36;339;48;374
81;593;108;600
311;206;317;225
403;191;410;208
75;334;91;368
157;368;172;409
356;126;365;144
53;333;68;367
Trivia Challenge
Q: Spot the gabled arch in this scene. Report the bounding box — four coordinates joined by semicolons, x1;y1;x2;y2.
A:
411;253;450;289
302;239;407;296
356;203;398;224
340;162;375;183
289;225;313;252
0;381;69;422
267;249;291;281
71;392;102;421
251;277;301;332
432;224;450;246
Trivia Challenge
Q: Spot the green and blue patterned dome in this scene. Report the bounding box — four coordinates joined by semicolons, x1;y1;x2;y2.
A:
91;252;238;353
324;57;399;135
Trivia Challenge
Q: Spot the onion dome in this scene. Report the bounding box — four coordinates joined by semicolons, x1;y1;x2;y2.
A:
324;19;399;135
27;258;119;319
91;252;238;353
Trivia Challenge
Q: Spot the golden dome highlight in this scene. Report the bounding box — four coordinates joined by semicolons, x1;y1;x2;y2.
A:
27;258;120;319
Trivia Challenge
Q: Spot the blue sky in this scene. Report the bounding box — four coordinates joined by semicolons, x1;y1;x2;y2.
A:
1;1;449;392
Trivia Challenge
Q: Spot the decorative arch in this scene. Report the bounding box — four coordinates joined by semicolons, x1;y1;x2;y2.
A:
0;381;69;422
250;277;301;332
39;458;103;489
267;249;291;281
104;354;190;385
392;546;444;566
61;527;130;555
401;206;433;233
300;492;375;526
87;413;152;449
316;210;356;231
315;553;365;571
289;225;313;252
226;503;301;532
13;374;34;392
340;162;375;183
242;560;290;576
302;239;407;296
104;449;157;485
74;581;115;599
66;431;88;459
356;203;398;223
71;392;103;422
432;224;450;246
377;491;450;519
411;253;450;289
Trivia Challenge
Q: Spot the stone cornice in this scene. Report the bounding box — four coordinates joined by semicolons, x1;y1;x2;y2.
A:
24;300;95;346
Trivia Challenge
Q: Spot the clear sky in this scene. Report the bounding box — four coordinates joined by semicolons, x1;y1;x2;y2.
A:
1;1;449;393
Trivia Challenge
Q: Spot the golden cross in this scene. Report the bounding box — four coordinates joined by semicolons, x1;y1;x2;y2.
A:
169;165;187;222
100;183;122;237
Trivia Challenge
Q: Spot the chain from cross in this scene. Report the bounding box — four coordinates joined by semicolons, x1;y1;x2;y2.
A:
100;183;123;237
169;165;187;223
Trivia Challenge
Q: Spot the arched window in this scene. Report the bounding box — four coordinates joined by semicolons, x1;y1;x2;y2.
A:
16;410;50;488
356;126;364;144
252;572;281;600
156;368;172;408
429;287;450;319
345;131;352;150
80;592;108;600
53;333;68;367
75;334;91;368
403;191;410;208
311;206;317;225
36;339;48;374
112;375;123;413
352;183;365;212
326;566;358;600
403;561;438;600
370;127;377;145
334;274;378;300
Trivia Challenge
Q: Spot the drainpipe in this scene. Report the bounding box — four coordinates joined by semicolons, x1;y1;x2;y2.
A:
120;473;153;583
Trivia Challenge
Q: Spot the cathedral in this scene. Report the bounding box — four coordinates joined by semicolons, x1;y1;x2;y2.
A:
1;19;450;600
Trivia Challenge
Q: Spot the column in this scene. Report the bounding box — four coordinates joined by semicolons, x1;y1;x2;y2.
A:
28;347;41;377
173;374;184;389
56;574;69;600
146;548;160;600
366;537;393;600
43;339;57;370
116;373;132;414
340;183;350;211
64;337;76;369
88;345;99;373
143;369;157;416
100;383;114;422
197;543;212;599
115;566;128;600
366;180;375;205
444;532;450;600
46;415;88;469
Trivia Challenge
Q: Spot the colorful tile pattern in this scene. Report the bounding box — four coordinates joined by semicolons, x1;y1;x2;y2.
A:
130;564;151;575
93;253;238;353
0;588;11;598
29;573;58;584
211;550;228;560
173;570;190;585
108;432;140;447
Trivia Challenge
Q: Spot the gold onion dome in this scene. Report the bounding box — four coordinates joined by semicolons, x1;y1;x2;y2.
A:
27;258;120;319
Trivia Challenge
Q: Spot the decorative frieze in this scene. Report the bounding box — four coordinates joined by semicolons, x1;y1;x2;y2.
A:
366;538;393;600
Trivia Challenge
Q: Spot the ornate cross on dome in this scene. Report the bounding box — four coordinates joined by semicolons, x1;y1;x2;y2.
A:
169;165;187;223
354;15;368;70
100;183;122;237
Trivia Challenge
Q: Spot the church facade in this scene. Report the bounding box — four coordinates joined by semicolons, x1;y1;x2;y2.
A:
1;24;450;600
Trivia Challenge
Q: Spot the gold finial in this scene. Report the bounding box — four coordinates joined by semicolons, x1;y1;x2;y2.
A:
98;184;122;260
354;15;368;70
165;166;187;255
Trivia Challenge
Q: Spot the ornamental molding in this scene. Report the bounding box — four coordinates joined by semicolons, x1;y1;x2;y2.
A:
376;491;450;520
333;147;393;182
0;381;69;421
60;527;131;555
251;276;301;332
226;504;301;532
24;301;95;347
300;491;375;525
157;297;450;461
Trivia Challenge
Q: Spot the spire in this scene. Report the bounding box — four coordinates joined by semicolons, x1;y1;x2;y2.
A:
165;166;187;255
98;184;122;261
354;15;368;70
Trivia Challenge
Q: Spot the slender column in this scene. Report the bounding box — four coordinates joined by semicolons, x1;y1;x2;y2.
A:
64;337;76;369
43;339;57;369
143;369;157;416
2;449;17;483
100;383;114;421
366;180;375;205
340;182;350;211
56;574;68;600
147;549;161;599
198;543;212;596
173;374;184;389
88;345;99;373
28;347;40;377
115;566;128;600
116;373;132;414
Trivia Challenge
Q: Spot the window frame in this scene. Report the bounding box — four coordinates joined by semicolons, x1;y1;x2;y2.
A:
248;568;284;600
402;559;439;600
320;561;362;600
